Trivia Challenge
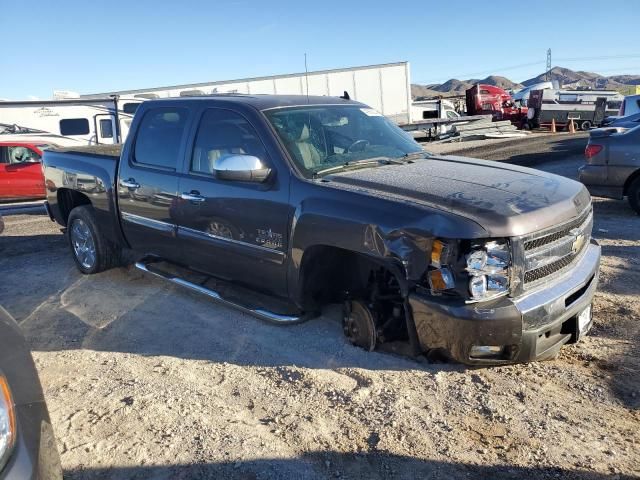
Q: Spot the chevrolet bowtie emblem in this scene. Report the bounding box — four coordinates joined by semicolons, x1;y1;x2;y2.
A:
572;233;585;254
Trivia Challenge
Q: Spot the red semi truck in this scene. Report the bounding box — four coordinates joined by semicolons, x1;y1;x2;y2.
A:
465;84;528;128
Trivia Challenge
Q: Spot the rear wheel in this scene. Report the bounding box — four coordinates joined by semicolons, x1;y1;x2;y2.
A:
628;177;640;215
581;120;592;130
67;205;121;274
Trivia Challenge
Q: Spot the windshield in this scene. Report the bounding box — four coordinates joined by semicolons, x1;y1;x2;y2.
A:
264;105;424;177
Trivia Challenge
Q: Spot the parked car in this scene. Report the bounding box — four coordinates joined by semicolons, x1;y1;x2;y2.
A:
0;142;49;201
0;306;62;479
42;95;600;365
606;112;640;130
619;94;640;118
579;125;640;214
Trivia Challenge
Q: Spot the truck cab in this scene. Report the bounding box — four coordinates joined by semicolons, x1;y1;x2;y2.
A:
465;84;528;127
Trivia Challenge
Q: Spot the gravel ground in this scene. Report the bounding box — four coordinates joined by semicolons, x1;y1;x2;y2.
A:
0;151;638;479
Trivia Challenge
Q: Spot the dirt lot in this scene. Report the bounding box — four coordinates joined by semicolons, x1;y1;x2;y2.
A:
0;147;639;479
428;132;591;166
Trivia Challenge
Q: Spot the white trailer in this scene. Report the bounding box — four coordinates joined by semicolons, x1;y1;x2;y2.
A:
82;62;414;125
0;98;143;144
527;88;624;130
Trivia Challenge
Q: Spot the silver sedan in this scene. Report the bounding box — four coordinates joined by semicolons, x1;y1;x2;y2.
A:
579;125;640;214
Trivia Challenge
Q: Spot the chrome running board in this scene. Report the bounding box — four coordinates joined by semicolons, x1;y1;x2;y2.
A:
134;259;306;325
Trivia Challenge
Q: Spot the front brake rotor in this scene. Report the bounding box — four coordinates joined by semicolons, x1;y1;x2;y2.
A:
342;300;377;351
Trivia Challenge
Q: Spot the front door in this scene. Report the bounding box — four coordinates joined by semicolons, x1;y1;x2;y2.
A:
93;114;117;145
117;106;191;260
174;107;291;297
0;145;45;200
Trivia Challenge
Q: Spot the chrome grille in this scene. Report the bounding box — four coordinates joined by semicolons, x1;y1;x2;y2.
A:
525;254;576;283
523;207;592;251
522;208;593;288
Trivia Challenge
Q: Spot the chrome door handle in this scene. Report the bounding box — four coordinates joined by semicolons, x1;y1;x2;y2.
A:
180;192;205;202
120;178;140;189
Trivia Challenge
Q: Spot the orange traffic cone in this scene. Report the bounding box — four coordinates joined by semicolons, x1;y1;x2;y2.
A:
551;118;556;133
569;119;576;134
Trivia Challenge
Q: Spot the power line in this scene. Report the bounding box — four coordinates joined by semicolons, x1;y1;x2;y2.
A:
546;48;552;81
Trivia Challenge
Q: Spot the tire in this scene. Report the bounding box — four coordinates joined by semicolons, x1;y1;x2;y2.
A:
67;205;121;274
628;176;640;215
581;121;592;131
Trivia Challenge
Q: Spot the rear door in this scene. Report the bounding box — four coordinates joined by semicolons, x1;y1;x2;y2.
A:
94;114;117;144
0;145;45;200
117;105;191;260
173;107;291;297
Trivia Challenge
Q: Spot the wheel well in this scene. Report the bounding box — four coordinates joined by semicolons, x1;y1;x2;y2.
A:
623;169;640;196
299;245;405;310
57;189;91;226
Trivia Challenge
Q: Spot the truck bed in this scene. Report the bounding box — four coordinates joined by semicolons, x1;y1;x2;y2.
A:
52;144;122;158
42;144;122;246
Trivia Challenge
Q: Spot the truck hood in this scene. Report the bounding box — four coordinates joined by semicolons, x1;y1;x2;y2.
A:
323;155;590;237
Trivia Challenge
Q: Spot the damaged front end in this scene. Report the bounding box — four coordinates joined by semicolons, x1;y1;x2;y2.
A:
350;225;516;360
362;224;513;305
349;222;599;365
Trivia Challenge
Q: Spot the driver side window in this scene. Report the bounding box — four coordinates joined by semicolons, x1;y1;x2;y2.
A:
191;109;267;175
8;146;41;164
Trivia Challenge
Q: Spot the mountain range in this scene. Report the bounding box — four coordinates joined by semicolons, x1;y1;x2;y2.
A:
411;67;640;99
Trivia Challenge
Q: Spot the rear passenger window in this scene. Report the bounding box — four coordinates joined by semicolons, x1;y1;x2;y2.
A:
191;109;267;175
60;118;90;136
134;107;188;170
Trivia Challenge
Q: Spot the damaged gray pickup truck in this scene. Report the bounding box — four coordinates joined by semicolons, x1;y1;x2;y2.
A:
42;95;600;365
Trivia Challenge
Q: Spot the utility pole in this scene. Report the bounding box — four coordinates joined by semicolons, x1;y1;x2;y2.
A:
546;48;552;81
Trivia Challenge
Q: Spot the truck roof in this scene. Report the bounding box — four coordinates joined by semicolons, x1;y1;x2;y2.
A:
149;94;365;111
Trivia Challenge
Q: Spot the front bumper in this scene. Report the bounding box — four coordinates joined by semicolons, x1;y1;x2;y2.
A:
410;241;601;365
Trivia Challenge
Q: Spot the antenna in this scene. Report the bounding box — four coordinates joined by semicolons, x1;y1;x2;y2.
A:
545;48;552;81
304;53;310;104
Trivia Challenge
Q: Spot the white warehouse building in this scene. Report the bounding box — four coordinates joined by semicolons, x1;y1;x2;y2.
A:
81;62;413;125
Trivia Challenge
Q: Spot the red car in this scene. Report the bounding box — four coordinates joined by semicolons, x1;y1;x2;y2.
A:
0;142;48;201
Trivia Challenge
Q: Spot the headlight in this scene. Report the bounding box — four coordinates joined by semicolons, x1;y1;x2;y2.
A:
0;374;16;472
466;240;510;303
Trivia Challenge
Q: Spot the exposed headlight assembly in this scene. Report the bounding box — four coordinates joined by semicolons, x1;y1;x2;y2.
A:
466;240;510;303
0;373;16;473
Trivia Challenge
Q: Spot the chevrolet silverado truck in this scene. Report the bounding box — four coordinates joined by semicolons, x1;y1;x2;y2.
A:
42;95;601;365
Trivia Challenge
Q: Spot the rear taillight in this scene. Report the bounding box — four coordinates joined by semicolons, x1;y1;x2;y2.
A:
585;144;603;159
619;100;625;116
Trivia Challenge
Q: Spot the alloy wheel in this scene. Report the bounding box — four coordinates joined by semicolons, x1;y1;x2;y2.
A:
70;219;96;269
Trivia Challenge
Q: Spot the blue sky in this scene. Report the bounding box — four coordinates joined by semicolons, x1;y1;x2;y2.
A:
1;0;638;99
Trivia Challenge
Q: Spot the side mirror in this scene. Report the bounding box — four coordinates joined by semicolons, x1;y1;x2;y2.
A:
214;154;271;182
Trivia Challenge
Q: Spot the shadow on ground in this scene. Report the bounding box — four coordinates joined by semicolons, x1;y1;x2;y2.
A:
65;452;634;480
